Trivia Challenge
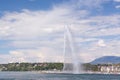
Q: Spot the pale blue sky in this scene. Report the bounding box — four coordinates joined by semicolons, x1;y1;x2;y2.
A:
0;0;120;63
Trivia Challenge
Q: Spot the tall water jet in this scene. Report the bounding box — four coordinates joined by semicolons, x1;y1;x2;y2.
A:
63;25;82;74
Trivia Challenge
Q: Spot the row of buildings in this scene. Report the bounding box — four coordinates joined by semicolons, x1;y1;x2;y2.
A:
98;64;120;73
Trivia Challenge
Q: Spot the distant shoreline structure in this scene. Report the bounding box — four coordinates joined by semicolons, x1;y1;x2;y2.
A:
0;62;120;74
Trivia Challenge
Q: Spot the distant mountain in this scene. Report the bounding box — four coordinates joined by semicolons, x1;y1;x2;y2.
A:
91;56;120;64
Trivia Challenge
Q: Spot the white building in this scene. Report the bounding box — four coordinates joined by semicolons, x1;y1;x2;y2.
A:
100;64;120;73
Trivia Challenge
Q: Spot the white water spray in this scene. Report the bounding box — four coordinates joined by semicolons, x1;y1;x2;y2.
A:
63;25;82;74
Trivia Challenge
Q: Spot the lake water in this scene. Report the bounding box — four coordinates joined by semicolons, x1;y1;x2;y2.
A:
0;72;120;80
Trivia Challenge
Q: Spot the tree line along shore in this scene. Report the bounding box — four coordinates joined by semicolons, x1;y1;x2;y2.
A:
0;63;120;72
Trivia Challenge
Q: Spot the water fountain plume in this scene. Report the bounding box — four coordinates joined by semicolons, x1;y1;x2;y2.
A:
63;25;82;74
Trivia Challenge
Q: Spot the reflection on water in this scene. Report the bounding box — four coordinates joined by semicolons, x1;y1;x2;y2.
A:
0;72;120;80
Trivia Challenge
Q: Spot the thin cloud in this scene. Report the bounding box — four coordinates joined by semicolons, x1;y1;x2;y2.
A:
0;0;120;63
115;5;120;9
114;0;120;2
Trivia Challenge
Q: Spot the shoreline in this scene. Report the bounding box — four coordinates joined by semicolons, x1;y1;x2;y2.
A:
1;70;120;74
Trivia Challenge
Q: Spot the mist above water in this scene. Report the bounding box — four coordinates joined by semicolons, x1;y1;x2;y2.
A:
63;25;82;74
